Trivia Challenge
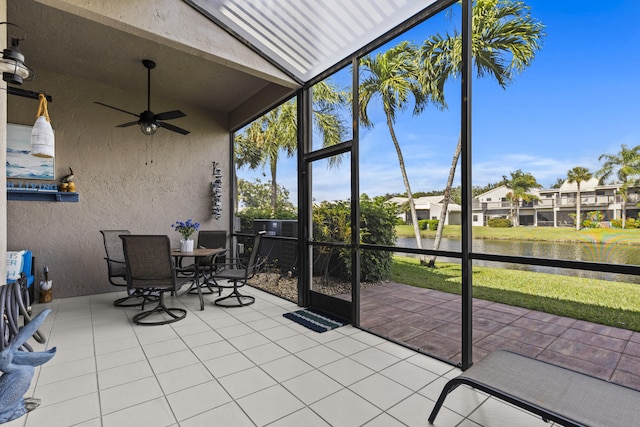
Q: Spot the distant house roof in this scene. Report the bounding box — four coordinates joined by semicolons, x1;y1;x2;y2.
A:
559;177;600;192
386;196;461;212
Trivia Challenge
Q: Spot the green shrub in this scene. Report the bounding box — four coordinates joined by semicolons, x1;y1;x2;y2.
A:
313;195;397;282
582;211;603;228
487;217;512;228
418;219;439;230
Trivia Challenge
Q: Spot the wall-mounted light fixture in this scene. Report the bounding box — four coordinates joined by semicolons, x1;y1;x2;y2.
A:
1;23;33;85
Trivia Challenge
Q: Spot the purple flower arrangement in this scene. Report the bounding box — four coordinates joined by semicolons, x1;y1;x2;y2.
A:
172;219;200;240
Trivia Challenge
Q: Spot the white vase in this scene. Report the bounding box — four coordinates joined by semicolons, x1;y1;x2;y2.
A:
180;239;194;252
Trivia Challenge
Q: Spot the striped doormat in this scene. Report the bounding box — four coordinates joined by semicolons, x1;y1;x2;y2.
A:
283;309;346;333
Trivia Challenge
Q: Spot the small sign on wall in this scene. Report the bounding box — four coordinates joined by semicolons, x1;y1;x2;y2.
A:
6;123;55;180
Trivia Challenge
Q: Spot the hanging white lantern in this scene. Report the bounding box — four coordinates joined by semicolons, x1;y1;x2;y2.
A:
31;93;55;158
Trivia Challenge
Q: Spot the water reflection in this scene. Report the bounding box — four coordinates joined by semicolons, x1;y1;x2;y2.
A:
396;237;640;284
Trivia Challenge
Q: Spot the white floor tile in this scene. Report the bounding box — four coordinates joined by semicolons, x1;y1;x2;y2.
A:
34;372;97;407
243;341;290;365
350;346;401;371
311;388;382;427
96;346;146;371
319;357;375;387
268;407;332;427
98;359;154;389
237;384;305;426
349;373;413;410
179;401;254;427
102;397;176;427
380;359;440;391
325;335;370;356
276;333;320;353
24;392;101;427
156;363;214;394
99;377;163;414
37;356;96;386
166;380;232;420
148;349;200;374
261;354;313;382
217;366;277;399
228;331;272;350
295;344;344;367
282;370;343;405
22;291;505;427
388;392;461;427
191;339;237;362
142;337;188;358
203;351;256;378
468;397;551;427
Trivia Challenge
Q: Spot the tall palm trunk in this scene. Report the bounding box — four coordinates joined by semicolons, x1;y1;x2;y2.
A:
428;134;461;267
270;158;278;215
385;110;423;256
575;183;581;230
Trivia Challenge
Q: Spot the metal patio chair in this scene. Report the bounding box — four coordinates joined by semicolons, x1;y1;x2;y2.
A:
120;235;187;325
210;232;263;307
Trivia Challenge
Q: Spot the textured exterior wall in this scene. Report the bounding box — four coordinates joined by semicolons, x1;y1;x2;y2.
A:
6;68;230;298
1;1;7;283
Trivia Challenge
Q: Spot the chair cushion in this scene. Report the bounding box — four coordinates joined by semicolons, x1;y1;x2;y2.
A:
7;250;25;282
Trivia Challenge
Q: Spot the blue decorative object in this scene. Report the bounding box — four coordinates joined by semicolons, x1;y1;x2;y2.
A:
0;309;56;423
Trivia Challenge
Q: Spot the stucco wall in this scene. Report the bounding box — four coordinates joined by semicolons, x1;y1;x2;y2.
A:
1;2;7;282
6;68;230;298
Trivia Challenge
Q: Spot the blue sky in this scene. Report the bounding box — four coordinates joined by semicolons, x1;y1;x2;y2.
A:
238;0;640;204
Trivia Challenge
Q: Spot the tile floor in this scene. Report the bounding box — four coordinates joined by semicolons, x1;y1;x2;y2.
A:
6;285;561;427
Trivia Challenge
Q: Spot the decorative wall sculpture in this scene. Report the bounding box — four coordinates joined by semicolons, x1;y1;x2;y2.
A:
211;162;222;220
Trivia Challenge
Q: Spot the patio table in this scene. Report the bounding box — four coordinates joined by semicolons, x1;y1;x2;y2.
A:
171;247;225;310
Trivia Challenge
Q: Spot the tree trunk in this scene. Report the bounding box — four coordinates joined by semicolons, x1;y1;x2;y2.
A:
575;183;581;230
385;111;423;259
270;159;278;215
427;134;461;268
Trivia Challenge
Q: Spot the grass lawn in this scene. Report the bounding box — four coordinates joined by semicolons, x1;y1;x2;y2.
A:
396;224;640;245
391;255;640;332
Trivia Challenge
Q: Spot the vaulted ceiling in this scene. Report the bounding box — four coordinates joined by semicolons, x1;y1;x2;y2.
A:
7;0;445;129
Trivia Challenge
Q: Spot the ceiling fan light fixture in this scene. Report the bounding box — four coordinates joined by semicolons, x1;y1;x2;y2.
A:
140;121;158;136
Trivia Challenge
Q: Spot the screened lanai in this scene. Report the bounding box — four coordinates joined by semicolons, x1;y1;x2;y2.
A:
4;0;640;397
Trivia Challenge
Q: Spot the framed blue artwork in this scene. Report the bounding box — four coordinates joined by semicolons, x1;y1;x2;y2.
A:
6;123;54;180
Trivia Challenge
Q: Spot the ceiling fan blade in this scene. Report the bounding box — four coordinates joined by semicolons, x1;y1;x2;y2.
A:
116;121;140;128
158;121;190;135
155;110;186;121
94;102;139;118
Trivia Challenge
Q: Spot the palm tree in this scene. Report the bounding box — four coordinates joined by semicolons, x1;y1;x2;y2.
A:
597;144;640;229
235;102;297;214
235;80;348;215
359;41;445;260
566;166;592;230
503;170;540;226
421;0;545;267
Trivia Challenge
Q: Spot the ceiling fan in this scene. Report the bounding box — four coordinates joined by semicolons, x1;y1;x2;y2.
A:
95;59;190;136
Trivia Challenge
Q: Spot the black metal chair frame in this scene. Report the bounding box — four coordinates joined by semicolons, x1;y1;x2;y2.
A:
177;230;228;297
210;233;264;307
101;230;159;307
120;235;187;325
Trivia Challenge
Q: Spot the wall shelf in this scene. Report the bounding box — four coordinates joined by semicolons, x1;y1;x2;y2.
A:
7;190;79;202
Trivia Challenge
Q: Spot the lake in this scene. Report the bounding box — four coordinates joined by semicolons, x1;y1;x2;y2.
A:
396;237;640;284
